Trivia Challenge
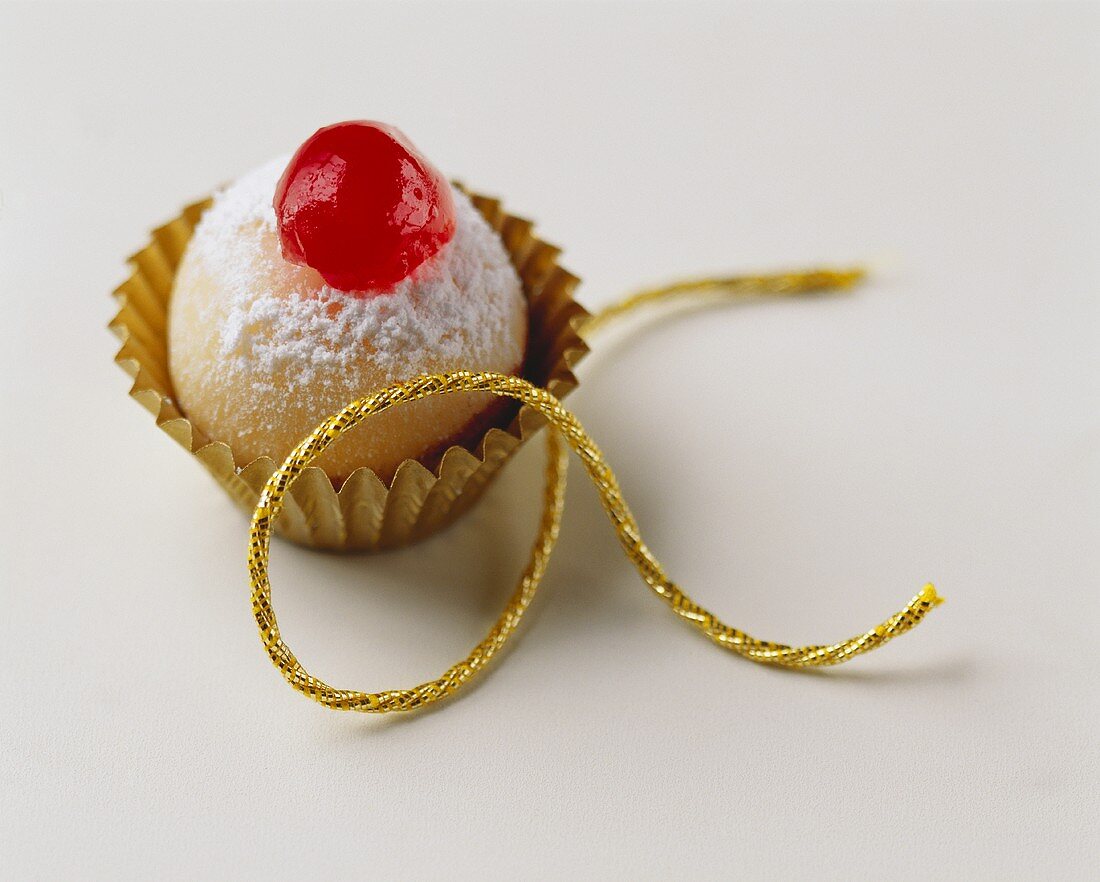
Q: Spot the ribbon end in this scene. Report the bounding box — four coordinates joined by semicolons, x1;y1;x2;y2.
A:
794;266;867;294
832;267;868;288
919;583;944;606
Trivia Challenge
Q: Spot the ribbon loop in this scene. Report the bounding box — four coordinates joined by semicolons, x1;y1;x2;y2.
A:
248;268;942;712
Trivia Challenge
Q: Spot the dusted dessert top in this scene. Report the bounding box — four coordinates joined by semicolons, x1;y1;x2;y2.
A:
168;150;527;480
182;156;522;394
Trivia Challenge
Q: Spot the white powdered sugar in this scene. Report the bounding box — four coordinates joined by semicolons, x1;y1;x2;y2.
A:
184;155;523;396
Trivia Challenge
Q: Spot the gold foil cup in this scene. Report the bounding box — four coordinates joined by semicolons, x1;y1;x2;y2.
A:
111;187;589;551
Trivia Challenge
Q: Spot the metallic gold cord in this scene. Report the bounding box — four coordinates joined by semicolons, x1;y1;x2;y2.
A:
248;268;942;712
579;266;867;336
250;428;568;712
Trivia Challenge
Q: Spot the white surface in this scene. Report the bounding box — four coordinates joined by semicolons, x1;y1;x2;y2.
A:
1;2;1097;879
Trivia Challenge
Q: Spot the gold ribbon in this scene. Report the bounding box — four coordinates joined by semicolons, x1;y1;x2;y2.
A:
248;267;943;712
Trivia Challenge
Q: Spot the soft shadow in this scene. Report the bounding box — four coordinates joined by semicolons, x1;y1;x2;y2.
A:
754;652;975;688
313;286;952;732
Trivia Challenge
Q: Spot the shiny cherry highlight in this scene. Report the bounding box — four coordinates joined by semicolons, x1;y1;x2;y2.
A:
274;121;455;293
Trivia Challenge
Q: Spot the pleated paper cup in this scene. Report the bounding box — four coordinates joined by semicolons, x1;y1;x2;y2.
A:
110;186;589;551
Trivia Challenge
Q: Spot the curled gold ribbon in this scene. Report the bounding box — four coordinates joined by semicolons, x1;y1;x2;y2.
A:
248;268;943;712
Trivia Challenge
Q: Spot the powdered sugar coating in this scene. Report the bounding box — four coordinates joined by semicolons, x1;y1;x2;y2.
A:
167;156;527;478
188;156;522;395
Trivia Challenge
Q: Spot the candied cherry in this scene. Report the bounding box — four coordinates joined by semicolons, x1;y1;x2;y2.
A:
273;120;455;293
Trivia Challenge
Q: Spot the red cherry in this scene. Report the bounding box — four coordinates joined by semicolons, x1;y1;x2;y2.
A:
273;121;455;293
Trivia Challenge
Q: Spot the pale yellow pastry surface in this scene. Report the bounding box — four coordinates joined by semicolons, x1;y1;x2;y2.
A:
168;158;527;482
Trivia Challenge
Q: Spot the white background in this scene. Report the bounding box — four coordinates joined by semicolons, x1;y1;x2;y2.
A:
1;2;1097;879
